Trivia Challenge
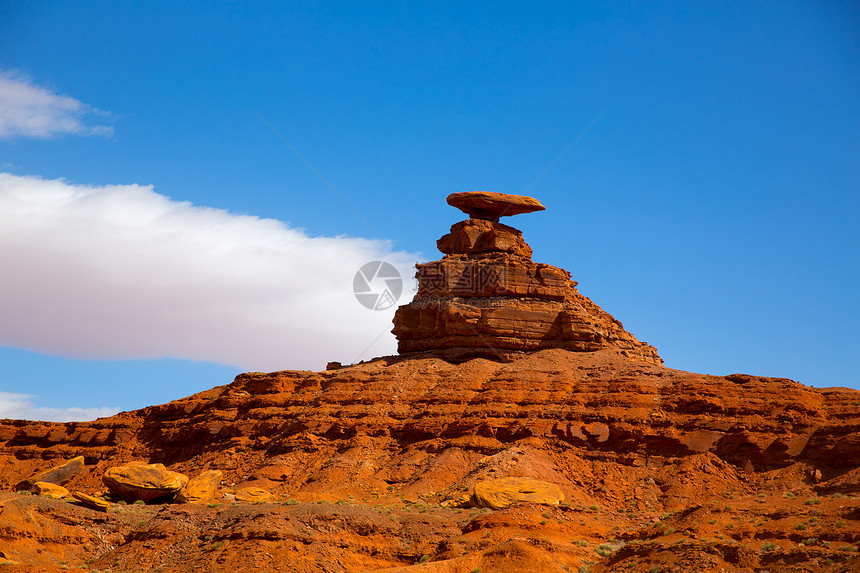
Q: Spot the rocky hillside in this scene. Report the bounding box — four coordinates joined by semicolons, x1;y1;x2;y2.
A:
1;349;858;572
1;192;857;572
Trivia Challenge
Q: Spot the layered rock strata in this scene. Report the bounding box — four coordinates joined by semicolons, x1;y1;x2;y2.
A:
1;350;859;572
393;193;661;363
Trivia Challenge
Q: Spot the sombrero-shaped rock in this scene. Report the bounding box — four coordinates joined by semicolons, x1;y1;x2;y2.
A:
447;191;545;222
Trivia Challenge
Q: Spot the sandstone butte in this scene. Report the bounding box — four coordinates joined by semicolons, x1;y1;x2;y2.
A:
0;192;858;573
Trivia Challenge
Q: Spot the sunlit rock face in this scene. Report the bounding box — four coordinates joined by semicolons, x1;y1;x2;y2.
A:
392;192;662;363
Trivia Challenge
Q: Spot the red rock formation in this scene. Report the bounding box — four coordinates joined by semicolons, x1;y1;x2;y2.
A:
446;191;545;221
0;350;858;571
0;191;858;572
393;193;661;363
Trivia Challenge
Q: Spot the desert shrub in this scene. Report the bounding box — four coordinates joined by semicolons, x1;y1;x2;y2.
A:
594;539;625;557
804;497;821;505
761;541;777;552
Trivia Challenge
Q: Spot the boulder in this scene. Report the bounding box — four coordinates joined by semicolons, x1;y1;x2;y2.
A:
32;481;69;499
447;191;545;221
176;470;223;504
0;550;20;566
437;219;533;258
72;491;110;511
15;455;85;491
103;461;188;501
235;486;274;503
472;477;564;510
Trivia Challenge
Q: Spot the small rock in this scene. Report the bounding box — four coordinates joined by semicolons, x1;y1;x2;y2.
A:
235;486;274;503
72;491;110;512
812;468;822;483
32;481;70;499
103;461;188;501
15;456;85;491
743;460;755;475
472;477;564;510
326;361;343;371
176;470;223;504
0;550;21;565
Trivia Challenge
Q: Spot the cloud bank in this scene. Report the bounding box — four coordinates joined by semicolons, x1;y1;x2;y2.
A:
0;70;113;138
0;391;119;423
0;173;419;372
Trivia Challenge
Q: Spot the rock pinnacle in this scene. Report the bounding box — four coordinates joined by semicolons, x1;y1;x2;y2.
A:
392;192;661;363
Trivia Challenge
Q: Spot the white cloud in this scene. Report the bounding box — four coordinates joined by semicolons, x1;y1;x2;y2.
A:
0;71;113;138
0;391;119;422
0;173;420;372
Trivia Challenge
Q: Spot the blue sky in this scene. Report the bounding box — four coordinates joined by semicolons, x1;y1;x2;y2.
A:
0;1;858;420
